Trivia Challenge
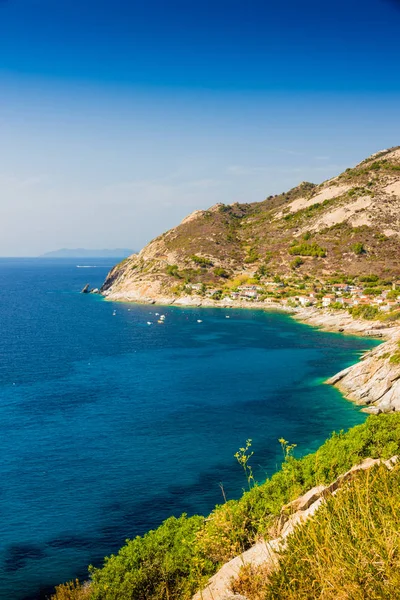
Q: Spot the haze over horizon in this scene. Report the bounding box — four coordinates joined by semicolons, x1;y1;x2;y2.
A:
1;0;400;256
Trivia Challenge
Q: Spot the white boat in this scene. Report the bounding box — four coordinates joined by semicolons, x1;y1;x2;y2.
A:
197;319;203;323
147;321;152;325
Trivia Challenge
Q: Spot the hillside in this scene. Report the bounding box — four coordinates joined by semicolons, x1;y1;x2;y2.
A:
101;147;400;303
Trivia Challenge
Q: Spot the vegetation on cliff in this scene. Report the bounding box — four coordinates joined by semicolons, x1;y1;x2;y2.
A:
234;463;400;599
52;413;400;600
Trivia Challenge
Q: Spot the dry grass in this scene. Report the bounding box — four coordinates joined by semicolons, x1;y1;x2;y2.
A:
50;579;91;600
234;464;400;600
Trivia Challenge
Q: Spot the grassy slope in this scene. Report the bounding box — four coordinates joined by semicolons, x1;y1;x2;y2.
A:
234;463;400;600
52;413;400;600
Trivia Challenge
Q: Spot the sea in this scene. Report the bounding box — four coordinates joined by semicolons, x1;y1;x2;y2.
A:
0;258;379;600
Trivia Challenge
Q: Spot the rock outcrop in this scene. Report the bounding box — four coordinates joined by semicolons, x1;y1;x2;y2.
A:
326;333;400;413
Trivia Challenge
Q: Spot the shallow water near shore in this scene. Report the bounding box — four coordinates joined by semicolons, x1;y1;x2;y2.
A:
0;258;379;600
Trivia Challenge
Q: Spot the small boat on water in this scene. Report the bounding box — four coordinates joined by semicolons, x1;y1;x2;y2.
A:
158;320;164;324
147;321;152;325
197;319;202;323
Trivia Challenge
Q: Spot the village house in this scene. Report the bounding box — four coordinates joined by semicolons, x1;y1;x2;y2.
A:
240;290;258;299
331;283;350;294
335;297;354;307
295;295;310;307
322;294;336;307
381;301;400;311
349;286;363;295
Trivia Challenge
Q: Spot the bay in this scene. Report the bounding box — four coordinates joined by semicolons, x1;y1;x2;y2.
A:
0;258;379;599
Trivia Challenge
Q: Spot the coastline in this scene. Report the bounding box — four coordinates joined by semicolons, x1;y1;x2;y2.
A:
101;290;400;414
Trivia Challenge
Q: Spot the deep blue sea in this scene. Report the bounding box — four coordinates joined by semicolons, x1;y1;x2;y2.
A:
0;258;379;600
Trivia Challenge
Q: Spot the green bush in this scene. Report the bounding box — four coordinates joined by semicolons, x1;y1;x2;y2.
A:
244;248;260;263
389;342;400;365
213;267;229;278
349;305;379;320
290;257;303;269
89;515;213;600
330;302;345;310
364;287;382;296
166;264;180;277
256;264;268;277
289;243;326;258
352;242;365;255
359;274;379;283
191;255;213;267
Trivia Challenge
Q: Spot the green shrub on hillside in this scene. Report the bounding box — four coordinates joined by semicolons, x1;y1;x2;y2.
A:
166;264;180;277
359;274;379;283
213;267;229;278
288;242;326;258
389;342;400;365
349;305;379;320
347;186;370;197
290;257;303;269
244;248;260;263
190;255;213;267
352;242;365;255
363;287;382;296
89;515;212;600
380;309;400;322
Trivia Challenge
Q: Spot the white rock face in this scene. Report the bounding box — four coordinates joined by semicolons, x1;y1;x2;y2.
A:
326;333;400;413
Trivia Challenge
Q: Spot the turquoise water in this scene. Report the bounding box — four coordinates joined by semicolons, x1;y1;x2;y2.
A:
0;259;379;599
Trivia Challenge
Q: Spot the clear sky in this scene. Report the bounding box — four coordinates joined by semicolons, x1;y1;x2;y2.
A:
1;0;400;255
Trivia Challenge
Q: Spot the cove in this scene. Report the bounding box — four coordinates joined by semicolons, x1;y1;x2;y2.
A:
0;259;379;600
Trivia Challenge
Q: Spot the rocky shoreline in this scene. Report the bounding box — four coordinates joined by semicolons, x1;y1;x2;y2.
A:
101;289;400;414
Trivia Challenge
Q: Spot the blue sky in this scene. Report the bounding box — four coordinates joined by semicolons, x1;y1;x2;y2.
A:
1;0;400;255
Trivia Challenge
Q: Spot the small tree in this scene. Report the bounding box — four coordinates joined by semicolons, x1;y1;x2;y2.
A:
291;257;304;269
352;242;365;255
214;267;229;278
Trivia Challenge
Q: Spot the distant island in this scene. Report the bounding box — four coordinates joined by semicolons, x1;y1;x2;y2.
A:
41;248;134;258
